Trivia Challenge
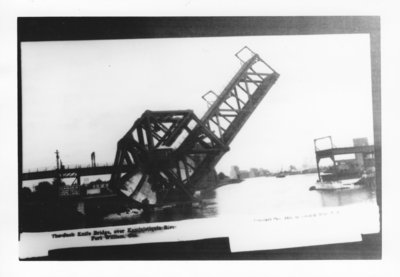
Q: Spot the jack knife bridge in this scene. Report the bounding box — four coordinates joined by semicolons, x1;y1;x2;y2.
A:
110;47;279;205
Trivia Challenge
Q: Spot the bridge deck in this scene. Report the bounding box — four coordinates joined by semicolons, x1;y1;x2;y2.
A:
22;165;129;181
316;145;375;161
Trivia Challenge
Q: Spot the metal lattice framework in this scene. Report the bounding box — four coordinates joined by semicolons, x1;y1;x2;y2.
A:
110;47;279;205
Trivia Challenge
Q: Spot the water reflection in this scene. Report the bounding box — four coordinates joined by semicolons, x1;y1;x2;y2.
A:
107;173;377;226
217;174;376;216
318;187;376;207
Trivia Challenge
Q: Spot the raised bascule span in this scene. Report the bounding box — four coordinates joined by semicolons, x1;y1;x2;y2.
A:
110;47;280;205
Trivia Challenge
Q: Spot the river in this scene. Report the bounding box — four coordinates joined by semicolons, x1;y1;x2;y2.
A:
108;173;377;226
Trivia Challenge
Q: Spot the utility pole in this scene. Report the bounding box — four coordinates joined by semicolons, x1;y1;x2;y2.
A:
55;150;60;170
91;152;96;167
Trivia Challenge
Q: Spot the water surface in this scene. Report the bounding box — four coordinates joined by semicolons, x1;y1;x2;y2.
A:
113;173;377;226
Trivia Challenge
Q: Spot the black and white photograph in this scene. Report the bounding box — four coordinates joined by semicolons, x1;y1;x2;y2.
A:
17;17;381;260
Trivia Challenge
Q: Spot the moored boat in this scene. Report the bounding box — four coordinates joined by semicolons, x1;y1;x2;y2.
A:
104;208;143;221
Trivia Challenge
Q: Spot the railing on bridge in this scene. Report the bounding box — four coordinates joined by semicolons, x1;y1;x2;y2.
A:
22;163;127;182
24;162;113;174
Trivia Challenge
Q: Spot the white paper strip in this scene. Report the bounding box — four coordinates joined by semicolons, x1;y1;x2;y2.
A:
20;202;380;258
229;202;380;253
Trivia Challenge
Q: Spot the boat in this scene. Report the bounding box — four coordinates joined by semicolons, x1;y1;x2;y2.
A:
276;167;286;178
276;172;286;178
309;177;361;191
104;208;143;221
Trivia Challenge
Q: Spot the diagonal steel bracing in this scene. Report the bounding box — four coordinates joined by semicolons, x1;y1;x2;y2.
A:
110;47;279;205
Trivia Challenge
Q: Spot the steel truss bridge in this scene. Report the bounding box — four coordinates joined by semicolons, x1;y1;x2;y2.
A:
314;136;375;181
22;47;280;206
110;47;279;204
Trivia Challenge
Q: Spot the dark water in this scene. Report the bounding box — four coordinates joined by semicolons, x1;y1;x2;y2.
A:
104;173;377;227
20;173;377;232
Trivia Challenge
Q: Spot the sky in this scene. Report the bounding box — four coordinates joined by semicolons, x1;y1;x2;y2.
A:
21;34;374;175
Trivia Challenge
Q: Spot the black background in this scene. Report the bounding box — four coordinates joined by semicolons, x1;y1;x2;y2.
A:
18;16;381;260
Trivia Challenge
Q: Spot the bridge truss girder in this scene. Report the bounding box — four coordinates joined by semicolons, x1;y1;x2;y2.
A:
110;110;228;204
110;46;279;205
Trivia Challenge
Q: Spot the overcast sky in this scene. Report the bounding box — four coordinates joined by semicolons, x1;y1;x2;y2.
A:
21;34;374;174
